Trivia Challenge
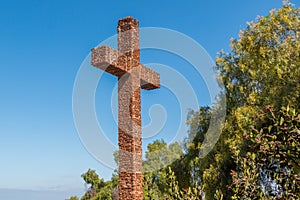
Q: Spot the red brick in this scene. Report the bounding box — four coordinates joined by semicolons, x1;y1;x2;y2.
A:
91;16;160;200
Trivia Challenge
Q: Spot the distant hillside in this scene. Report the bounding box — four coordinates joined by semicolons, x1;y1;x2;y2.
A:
0;188;84;200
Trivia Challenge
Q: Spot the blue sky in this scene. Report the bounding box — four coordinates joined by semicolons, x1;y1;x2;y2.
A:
0;0;296;199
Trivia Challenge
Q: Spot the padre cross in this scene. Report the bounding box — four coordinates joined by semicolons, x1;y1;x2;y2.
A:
91;17;160;200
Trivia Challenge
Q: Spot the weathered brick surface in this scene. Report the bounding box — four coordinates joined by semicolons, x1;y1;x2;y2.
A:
140;65;160;90
91;16;160;200
118;17;140;61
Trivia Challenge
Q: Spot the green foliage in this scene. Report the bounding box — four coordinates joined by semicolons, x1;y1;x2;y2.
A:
183;106;233;199
142;139;204;199
216;5;300;111
143;166;203;200
68;196;79;200
80;169;105;200
181;4;300;200
142;139;190;199
213;4;300;200
143;139;183;173
81;169;105;190
72;169;117;200
231;106;300;199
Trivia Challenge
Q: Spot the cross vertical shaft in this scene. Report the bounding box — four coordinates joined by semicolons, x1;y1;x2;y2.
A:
118;17;143;200
91;17;160;200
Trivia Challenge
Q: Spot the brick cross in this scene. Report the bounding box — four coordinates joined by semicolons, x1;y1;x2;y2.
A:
91;17;160;200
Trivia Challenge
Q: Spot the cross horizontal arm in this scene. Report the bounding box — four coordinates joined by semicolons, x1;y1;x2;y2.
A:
92;46;126;77
92;46;160;90
140;64;160;90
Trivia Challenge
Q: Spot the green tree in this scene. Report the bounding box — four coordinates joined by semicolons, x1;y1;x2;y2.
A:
231;106;300;199
142;139;182;199
143;139;183;173
78;169;117;200
67;196;79;200
181;3;299;200
80;169;105;200
184;107;232;199
142;139;203;199
212;3;300;199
